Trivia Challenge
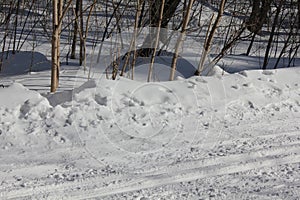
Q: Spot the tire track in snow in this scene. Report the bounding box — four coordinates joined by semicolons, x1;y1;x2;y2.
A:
2;132;300;199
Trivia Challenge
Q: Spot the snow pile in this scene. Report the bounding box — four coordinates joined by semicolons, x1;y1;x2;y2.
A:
0;67;300;199
1;67;299;152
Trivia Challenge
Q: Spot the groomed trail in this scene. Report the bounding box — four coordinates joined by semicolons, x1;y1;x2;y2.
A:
0;67;300;199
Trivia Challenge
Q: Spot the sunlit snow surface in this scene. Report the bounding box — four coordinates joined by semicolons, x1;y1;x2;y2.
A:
0;4;300;199
0;62;300;199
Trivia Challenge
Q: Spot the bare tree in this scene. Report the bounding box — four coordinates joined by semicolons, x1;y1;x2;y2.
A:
246;0;272;34
138;0;181;57
169;0;195;81
147;0;165;82
120;0;144;78
70;0;81;59
262;0;284;69
12;0;21;54
196;0;226;75
51;0;72;92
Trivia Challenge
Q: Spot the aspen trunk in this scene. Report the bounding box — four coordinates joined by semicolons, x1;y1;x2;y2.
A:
51;0;72;92
147;0;165;82
196;0;226;76
120;0;143;78
51;0;59;92
169;0;195;81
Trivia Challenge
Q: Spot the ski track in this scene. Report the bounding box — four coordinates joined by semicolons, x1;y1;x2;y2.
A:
1;125;300;199
1;113;300;198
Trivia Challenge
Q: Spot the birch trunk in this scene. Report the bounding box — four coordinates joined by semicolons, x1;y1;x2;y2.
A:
51;0;73;92
120;0;143;78
169;0;194;81
147;0;165;82
51;0;59;92
196;0;226;76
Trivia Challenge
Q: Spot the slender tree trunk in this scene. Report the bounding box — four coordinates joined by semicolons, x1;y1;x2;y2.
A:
82;1;96;71
139;0;180;57
12;0;20;54
147;0;165;82
51;0;73;92
138;0;146;28
298;0;300;28
0;1;13;72
130;10;141;80
196;0;226;75
246;33;256;56
96;0;122;64
71;0;81;59
51;0;59;92
120;0;143;78
262;0;283;69
17;0;35;51
79;0;84;66
169;0;195;81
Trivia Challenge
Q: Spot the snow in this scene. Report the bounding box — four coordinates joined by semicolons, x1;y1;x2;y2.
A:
0;2;300;199
0;62;299;199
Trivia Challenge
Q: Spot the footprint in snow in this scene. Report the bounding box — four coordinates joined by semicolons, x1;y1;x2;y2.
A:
231;85;239;90
238;71;248;77
94;95;108;106
262;70;275;76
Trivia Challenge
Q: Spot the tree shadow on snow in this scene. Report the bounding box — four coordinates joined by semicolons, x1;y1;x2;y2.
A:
0;51;51;76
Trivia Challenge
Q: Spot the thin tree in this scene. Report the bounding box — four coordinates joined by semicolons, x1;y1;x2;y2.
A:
51;0;73;92
70;0;81;59
0;1;13;71
147;0;165;82
195;0;226;76
169;0;195;81
120;0;144;78
262;0;284;69
12;0;21;54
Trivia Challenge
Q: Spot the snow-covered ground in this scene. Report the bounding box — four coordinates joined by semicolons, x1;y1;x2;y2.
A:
0;61;300;199
0;2;300;199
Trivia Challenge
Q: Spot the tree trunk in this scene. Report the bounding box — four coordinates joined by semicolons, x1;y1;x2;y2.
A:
196;0;226;75
120;0;144;78
12;0;20;54
298;0;300;28
262;0;283;69
51;0;72;92
71;0;81;59
169;0;195;81
138;0;180;57
79;0;84;66
246;0;272;34
51;0;60;92
246;33;256;56
147;0;165;82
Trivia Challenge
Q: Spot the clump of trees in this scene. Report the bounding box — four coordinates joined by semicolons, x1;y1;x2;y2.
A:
0;0;299;92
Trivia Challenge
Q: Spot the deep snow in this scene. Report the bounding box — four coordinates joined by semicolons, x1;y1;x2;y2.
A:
0;63;300;199
0;1;300;199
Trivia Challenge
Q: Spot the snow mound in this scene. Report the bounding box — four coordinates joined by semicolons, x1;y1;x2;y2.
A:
0;83;48;109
